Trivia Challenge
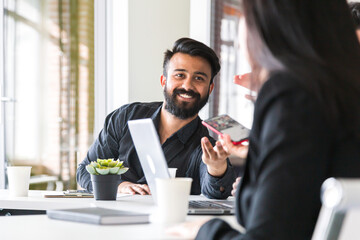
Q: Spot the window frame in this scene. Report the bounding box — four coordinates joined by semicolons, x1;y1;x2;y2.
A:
94;0;108;136
0;0;6;189
94;0;129;136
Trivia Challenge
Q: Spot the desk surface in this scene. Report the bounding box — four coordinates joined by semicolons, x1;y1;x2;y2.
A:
0;190;241;240
0;190;158;213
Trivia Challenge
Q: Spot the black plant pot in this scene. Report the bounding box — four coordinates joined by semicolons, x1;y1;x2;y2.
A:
91;174;121;200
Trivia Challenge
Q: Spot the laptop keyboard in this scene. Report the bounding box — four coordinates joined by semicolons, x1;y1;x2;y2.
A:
189;200;233;209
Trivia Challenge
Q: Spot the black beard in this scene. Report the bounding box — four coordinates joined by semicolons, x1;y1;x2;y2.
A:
163;85;210;119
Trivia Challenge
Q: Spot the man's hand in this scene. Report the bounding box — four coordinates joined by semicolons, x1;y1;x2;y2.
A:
201;137;229;177
118;181;151;195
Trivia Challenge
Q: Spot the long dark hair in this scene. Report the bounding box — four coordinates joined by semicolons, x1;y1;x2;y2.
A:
243;0;360;131
349;2;360;29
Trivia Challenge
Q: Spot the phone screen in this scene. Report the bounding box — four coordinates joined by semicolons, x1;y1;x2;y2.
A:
202;114;250;144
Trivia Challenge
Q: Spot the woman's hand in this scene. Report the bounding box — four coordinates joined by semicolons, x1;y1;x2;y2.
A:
166;218;211;239
219;134;249;159
232;177;242;196
234;73;256;101
234;73;251;88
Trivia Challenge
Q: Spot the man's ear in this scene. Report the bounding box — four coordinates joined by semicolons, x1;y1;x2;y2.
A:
160;75;166;88
209;83;215;95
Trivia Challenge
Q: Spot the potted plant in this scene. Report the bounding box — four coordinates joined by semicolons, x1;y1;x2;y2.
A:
86;159;129;200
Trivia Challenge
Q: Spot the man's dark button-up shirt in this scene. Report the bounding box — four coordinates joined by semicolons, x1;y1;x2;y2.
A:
76;102;235;199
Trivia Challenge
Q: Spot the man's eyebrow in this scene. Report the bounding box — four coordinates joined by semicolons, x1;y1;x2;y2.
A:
194;71;209;78
174;68;188;72
173;69;209;78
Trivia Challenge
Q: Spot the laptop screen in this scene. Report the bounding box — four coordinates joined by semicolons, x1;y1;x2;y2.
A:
127;118;170;203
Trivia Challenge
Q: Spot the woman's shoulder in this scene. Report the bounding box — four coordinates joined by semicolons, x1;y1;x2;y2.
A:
261;71;301;93
254;70;328;123
256;71;307;103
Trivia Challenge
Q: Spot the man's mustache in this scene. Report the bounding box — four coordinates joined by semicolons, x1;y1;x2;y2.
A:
173;88;200;99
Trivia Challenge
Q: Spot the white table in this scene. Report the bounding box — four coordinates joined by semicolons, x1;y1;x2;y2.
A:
0;190;242;240
0;190;157;213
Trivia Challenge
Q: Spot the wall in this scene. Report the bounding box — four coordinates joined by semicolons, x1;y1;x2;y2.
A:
113;0;190;108
128;0;190;103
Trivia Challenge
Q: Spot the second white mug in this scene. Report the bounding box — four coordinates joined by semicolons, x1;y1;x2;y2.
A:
154;177;192;225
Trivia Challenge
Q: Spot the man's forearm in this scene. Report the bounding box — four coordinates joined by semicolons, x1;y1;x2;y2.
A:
76;163;93;191
207;164;228;177
200;162;235;199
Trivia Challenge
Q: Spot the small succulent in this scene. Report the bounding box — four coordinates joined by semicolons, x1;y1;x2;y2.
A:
86;158;129;175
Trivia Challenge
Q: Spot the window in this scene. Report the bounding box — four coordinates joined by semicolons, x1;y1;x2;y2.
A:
1;0;94;190
209;0;253;129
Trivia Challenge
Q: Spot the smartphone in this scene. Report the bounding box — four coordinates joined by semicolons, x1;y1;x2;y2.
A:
202;114;250;145
64;189;93;196
43;190;93;198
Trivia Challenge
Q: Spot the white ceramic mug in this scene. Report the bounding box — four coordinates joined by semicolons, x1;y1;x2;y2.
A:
154;177;192;225
7;166;32;197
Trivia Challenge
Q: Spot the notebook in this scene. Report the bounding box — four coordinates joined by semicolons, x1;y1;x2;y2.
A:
47;207;149;225
128;118;235;215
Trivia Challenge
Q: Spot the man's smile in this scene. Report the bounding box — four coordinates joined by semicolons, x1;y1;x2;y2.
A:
173;88;200;102
178;92;195;101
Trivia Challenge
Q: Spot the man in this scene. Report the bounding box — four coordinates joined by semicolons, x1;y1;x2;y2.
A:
76;38;235;199
349;2;360;40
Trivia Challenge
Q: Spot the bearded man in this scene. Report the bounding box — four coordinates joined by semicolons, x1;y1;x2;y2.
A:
76;38;235;199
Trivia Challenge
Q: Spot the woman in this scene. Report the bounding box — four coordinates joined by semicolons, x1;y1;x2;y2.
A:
169;0;360;239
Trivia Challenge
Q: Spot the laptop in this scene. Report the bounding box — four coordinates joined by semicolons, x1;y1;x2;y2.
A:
127;118;235;215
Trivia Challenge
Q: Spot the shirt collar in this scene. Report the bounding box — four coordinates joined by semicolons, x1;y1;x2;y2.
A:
150;104;162;130
175;116;200;144
150;103;200;144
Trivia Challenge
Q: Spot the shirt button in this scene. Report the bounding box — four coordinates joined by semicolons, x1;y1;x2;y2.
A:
220;186;225;192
